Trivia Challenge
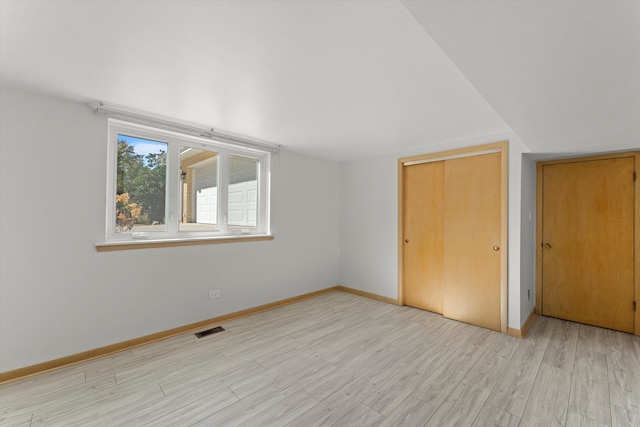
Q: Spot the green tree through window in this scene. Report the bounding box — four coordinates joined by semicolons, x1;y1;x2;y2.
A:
116;136;167;230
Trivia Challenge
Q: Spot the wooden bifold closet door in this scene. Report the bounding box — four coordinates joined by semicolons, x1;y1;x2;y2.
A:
402;147;503;332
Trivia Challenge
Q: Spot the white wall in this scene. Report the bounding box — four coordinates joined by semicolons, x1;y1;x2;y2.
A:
339;154;399;298
0;85;341;373
339;134;532;330
520;155;537;323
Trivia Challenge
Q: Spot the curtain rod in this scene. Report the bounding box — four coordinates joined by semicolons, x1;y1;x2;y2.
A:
89;102;280;153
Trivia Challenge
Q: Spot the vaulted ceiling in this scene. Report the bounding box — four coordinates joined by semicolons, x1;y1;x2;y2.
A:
402;0;640;156
1;0;637;161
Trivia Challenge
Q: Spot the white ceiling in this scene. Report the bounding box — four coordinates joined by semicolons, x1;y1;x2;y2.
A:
401;0;640;155
1;1;637;161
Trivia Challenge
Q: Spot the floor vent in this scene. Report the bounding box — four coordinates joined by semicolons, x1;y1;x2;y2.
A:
195;326;225;338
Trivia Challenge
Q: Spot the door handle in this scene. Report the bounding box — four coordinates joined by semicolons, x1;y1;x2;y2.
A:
544;243;552;249
492;245;500;251
405;239;410;244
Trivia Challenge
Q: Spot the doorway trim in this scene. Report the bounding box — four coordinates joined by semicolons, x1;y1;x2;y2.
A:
398;141;508;334
536;150;639;335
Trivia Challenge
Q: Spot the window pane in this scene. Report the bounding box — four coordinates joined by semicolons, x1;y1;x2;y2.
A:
179;147;218;232
116;135;167;233
228;155;258;229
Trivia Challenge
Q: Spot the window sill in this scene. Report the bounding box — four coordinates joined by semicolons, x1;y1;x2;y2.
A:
95;234;274;252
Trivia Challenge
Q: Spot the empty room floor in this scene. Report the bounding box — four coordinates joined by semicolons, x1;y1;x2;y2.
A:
1;291;639;426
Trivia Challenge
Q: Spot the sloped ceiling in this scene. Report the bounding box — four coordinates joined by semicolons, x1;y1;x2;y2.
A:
1;1;637;161
402;0;640;154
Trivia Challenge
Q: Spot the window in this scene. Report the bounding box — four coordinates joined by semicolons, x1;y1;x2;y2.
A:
104;119;271;245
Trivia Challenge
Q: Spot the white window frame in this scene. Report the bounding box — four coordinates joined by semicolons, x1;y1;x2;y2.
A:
104;119;271;244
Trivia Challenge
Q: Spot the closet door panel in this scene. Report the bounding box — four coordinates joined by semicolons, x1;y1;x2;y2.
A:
443;153;502;331
403;161;445;313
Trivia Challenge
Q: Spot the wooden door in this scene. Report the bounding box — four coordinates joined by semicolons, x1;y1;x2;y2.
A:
403;161;444;313
541;157;635;332
442;152;502;331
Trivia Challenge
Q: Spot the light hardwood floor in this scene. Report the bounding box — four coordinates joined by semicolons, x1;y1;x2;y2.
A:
1;291;639;426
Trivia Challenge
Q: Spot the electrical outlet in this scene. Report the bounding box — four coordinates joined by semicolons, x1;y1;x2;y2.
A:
208;290;221;299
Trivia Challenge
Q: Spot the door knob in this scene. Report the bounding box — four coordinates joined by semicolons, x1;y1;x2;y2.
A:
492;245;500;251
544;243;552;249
405;239;410;243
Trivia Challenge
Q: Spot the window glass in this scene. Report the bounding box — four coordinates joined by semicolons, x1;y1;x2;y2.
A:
115;134;167;233
228;155;258;229
179;147;218;232
106;119;271;243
